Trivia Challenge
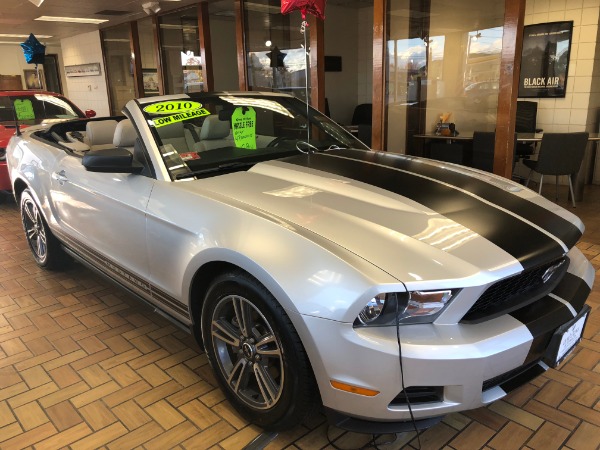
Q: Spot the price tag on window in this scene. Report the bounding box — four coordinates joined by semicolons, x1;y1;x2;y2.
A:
13;99;35;121
232;107;256;149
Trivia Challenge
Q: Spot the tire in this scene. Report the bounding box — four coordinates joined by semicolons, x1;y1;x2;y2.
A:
20;189;69;269
201;271;317;430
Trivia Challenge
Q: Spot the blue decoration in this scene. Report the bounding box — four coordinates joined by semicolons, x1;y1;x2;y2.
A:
20;33;46;66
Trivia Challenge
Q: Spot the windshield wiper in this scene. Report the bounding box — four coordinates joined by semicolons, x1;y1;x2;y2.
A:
175;161;257;180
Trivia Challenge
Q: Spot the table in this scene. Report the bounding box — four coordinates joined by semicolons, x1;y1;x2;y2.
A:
413;132;600;202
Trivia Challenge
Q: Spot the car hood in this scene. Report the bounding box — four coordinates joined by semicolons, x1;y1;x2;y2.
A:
192;149;583;286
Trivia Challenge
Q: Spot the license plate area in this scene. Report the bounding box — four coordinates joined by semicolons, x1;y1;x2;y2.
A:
544;304;590;368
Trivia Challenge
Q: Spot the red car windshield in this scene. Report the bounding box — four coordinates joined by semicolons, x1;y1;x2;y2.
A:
0;94;84;126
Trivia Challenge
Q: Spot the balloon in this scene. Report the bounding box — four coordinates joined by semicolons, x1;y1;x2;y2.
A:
281;0;326;20
20;33;46;65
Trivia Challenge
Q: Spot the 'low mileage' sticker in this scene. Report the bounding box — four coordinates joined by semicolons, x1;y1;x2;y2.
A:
151;108;211;128
144;101;204;115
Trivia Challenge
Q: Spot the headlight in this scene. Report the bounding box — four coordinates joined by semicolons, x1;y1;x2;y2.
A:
353;289;458;327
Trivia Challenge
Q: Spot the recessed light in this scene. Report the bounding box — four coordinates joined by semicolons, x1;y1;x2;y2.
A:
35;16;109;24
0;33;53;38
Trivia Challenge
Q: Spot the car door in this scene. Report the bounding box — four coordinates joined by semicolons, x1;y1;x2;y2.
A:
48;151;155;298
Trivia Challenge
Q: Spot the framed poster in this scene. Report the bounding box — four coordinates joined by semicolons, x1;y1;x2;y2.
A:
23;69;45;90
65;63;101;77
518;21;573;98
142;68;159;95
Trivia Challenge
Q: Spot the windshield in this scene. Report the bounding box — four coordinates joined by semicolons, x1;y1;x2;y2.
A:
0;94;84;126
139;93;369;180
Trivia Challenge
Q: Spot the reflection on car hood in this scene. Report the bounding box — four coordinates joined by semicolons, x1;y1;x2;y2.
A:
195;149;583;285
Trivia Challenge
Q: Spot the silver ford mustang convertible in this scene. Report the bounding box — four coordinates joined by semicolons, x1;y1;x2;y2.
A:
7;92;593;432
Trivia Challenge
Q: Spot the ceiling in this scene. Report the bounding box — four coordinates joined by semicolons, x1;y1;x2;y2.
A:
0;0;203;45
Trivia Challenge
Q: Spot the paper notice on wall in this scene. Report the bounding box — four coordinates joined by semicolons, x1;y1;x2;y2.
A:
232;107;256;149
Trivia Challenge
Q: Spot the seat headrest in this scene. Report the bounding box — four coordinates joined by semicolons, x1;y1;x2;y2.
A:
113;119;137;148
200;115;230;140
86;120;118;146
157;121;184;139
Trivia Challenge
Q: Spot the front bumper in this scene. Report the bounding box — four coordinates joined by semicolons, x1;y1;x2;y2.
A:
298;246;593;427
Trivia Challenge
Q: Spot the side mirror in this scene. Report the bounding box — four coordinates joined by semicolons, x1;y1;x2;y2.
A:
82;148;143;174
85;109;96;118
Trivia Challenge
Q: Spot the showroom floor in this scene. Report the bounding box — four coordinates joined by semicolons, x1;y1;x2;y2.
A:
0;184;599;450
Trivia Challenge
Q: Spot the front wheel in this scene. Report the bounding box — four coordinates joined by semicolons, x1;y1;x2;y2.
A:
201;271;317;430
20;189;69;269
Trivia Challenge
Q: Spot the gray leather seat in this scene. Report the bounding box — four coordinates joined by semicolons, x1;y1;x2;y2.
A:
85;120;118;151
113;119;137;152
197;116;232;151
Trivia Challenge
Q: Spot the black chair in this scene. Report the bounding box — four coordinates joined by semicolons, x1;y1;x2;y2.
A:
471;131;519;173
351;103;372;126
524;132;589;207
472;131;496;172
515;101;542;158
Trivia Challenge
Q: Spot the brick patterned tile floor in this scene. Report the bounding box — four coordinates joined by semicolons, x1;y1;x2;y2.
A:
0;184;599;450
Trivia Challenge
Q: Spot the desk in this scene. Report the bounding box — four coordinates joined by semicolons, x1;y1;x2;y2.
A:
414;132;600;202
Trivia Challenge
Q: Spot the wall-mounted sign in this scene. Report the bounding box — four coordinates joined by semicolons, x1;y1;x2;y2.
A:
518;21;573;98
65;63;101;77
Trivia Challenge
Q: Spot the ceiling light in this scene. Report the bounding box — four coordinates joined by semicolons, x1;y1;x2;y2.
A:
28;0;45;6
0;33;53;39
35;16;109;24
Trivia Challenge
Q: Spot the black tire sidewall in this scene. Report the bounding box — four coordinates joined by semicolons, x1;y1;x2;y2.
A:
201;272;314;430
20;189;67;269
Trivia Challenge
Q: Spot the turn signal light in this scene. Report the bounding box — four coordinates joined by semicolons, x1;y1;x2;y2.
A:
330;380;380;397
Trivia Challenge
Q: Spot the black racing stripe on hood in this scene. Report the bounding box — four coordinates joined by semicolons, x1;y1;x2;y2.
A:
552;272;591;313
282;153;565;270
333;149;581;249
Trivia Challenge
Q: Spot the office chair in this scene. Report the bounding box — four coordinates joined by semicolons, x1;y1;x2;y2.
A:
351;103;372;126
472;131;518;173
524;132;588;207
515;101;542;158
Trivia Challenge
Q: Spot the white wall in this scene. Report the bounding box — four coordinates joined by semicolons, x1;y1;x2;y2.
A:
523;0;600;185
323;5;360;125
0;42;66;94
61;31;110;117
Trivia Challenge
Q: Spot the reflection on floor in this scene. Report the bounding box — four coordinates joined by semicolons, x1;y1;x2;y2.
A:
0;183;599;449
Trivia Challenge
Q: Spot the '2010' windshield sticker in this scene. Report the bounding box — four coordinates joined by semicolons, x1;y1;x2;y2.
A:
151;108;211;128
232;106;256;149
144;101;204;115
13;99;35;121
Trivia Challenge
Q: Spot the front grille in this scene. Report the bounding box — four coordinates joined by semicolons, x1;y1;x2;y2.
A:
461;257;568;323
390;386;444;406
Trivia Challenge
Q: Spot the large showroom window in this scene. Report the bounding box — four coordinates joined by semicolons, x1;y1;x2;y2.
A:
102;23;137;116
159;7;204;95
385;0;505;154
243;0;311;101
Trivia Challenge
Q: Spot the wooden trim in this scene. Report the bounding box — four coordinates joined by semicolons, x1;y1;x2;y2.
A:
234;0;248;90
99;29;115;115
308;15;325;113
371;0;386;150
494;0;526;178
198;2;214;92
130;21;144;98
152;15;165;95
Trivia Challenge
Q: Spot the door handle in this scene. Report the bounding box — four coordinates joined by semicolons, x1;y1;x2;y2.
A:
52;170;68;184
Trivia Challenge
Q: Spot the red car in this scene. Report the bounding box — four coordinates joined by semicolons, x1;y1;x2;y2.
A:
0;90;95;191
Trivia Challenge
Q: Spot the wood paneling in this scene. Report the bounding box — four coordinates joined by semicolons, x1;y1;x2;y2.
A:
372;0;386;150
308;15;325;113
234;0;248;91
130;21;144;99
494;0;526;178
197;2;214;92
